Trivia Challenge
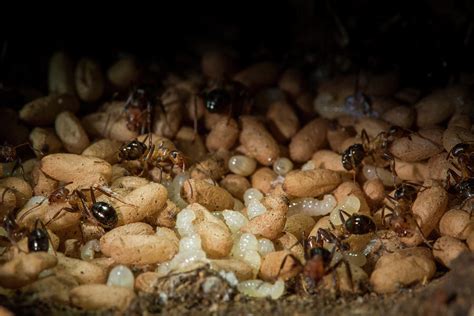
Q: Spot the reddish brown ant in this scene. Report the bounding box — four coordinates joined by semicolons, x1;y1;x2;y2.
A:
0;142;42;179
381;182;433;246
118;135;186;179
105;84;172;137
275;228;353;294
341;128;399;177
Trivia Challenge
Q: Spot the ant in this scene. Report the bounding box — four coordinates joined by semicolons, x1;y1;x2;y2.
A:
276;228;353;294
0;213;54;254
190;78;252;135
446;142;474;180
381;182;433;246
1;142;41;179
19;183;131;242
341;126;428;181
335;210;377;237
446;171;474;214
118;135;186;179
105;84;171;137
342;128;397;173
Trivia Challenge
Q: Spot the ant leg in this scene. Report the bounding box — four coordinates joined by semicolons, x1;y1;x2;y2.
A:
446;168;462;190
192;95;198;142
44;207;78;227
361;130;370;148
412;214;433;249
274;253;302;281
36;219;57;255
11;157;26;181
338;209;351;224
17;196;49;223
90;185;133;207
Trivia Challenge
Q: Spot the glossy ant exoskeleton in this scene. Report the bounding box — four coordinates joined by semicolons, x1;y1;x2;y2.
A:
341;126;420;180
19;183;131;242
189;78;252;136
337;210;377;236
446;142;474;180
1;213;54;254
118;135;186;179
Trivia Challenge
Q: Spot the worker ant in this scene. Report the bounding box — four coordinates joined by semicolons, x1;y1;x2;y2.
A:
105;84;172;137
0;213;53;254
446;142;474;180
381;181;432;246
275;228;353;294
0;142;41;178
446;171;474;213
301;229;354;293
118;135;186;179
342;128;398;173
341;126;430;181
19;183;132;242
189;78;252;135
336;210;377;237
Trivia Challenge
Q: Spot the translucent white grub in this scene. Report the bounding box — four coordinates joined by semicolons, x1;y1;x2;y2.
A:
222;210;249;234
247;199;267;219
329;195;361;226
362;164;399;187
237;279;285;299
243;188;264;206
228;155;257;177
258;238;275;256
176;207;196;237
288;194;337;216
273;157;294;176
168;172;190;209
107;265;134;290
80;239;101;261
301;160;315;171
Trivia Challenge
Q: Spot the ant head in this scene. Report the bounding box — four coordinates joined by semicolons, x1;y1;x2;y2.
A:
451;143;469;157
205;88;231;114
341;143;365;171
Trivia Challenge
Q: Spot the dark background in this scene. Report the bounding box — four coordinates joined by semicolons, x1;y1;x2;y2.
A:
2;0;474;91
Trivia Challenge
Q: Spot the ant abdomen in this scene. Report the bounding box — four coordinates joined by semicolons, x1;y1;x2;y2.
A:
91;201;118;229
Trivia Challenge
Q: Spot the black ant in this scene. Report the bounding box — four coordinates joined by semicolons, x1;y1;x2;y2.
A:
341;126;423;180
118;135;186;178
190;79;252;135
19;183;131;242
336;210;377;236
1;213;54;254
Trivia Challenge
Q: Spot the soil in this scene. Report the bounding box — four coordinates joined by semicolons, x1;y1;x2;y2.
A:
1;252;473;316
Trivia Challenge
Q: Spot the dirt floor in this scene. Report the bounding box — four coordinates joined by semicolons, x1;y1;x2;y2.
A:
1;252;473;316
